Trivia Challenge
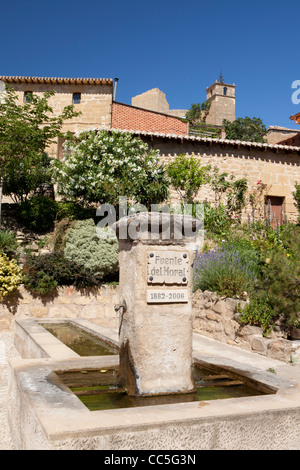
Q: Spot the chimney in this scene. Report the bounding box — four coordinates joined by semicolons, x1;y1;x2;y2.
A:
113;78;119;101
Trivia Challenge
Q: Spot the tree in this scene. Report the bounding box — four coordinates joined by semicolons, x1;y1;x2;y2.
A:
0;86;79;223
166;154;211;204
3;152;52;203
210;166;248;217
52;129;170;208
185;101;211;124
223;117;267;143
132;164;170;210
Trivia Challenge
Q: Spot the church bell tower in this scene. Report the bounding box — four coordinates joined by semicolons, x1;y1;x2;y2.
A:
205;76;236;126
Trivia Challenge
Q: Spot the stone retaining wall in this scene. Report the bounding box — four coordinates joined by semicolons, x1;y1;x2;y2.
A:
192;290;300;363
3;285;300;363
0;284;120;331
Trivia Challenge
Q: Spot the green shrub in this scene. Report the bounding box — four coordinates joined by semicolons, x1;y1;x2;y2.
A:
23;252;101;295
239;219;283;252
292;182;300;222
56;201;96;222
166;154;210;204
0;253;23;300
0;230;19;258
18;195;58;232
258;245;300;329
280;223;300;259
237;292;275;335
64;219;119;279
51;218;75;253
203;202;232;238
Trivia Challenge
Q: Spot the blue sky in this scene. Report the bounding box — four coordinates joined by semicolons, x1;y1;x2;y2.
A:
1;0;299;129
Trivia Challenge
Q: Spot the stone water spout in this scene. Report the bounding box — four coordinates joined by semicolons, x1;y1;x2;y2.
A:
113;212;202;397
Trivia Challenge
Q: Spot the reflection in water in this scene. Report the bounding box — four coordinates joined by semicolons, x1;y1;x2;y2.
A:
40;322;119;356
56;366;268;412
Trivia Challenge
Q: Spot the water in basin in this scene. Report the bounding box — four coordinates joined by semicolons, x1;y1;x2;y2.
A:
56;366;269;411
39;322;119;356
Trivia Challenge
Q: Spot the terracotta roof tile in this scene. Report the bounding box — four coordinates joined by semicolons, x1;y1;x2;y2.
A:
0;76;113;86
290;113;300;125
107;127;300;152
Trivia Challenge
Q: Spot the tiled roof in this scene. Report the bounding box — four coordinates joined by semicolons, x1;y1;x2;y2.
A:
107;127;300;152
0;76;113;86
276;132;300;146
290;113;300;125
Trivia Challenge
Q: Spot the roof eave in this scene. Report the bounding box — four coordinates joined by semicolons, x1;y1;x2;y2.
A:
0;76;113;86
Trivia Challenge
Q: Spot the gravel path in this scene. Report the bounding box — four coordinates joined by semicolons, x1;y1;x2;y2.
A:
0;332;20;450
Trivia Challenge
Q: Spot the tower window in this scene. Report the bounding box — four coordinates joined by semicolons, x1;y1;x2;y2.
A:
72;92;81;104
223;87;227;96
24;91;33;103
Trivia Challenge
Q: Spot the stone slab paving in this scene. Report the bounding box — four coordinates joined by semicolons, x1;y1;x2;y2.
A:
193;332;300;383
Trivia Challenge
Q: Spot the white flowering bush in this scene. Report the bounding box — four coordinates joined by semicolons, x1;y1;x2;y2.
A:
64;219;119;279
52;130;169;206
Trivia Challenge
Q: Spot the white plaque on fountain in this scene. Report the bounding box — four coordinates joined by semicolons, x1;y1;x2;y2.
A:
147;251;189;285
146;289;188;303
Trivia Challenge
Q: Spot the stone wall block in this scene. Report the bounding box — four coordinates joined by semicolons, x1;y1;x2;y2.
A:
53;295;72;305
79;305;99;318
266;339;291;362
206;311;222;322
237;324;264;337
224;297;244;312
223;318;239;339
0;304;11;317
18;293;34;305
48;305;78;318
96;295;112;305
73;295;93;306
251;335;268;354
30;306;48;318
15;304;32;317
211;300;225;314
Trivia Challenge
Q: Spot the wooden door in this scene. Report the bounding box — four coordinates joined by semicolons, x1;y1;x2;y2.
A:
265;196;284;227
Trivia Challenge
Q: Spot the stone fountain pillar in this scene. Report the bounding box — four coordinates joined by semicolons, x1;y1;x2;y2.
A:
113;212;201;397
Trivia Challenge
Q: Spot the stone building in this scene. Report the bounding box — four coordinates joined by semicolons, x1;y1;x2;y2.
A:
1;75;300;222
131;80;236;126
205;81;236;126
0;76;190;154
0;76;114;158
131;87;188;118
267;126;299;145
112;128;300;223
277;113;300;147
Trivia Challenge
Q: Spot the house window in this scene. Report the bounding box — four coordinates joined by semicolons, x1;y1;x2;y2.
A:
72;92;81;104
223;87;227;96
24;91;33;103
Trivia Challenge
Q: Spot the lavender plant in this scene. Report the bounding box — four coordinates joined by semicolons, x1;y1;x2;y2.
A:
193;244;259;298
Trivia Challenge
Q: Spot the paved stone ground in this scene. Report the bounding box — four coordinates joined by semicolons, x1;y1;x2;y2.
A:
0;332;20;450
